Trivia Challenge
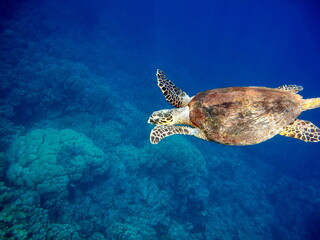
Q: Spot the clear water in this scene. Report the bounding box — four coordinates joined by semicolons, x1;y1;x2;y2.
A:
0;0;319;239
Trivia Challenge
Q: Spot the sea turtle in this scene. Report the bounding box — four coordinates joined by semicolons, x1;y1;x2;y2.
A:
148;69;320;145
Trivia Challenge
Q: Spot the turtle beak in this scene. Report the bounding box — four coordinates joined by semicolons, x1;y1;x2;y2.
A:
148;113;158;125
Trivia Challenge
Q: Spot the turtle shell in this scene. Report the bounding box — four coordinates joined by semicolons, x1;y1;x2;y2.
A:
188;87;303;145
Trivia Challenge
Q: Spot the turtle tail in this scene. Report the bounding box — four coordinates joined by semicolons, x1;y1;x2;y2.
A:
302;98;320;111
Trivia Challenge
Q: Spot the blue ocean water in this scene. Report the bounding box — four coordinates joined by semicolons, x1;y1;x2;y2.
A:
0;0;320;239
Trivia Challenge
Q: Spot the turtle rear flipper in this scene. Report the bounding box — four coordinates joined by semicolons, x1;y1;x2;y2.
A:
150;125;208;144
277;85;303;93
156;69;191;108
279;119;320;142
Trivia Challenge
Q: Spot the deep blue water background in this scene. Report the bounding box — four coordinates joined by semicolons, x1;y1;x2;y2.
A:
0;0;320;239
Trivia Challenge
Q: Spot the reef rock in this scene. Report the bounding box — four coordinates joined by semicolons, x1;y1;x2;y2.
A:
6;128;108;196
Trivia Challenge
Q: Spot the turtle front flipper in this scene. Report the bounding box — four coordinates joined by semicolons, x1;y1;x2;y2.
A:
279;119;320;142
277;85;303;93
156;69;191;108
150;125;208;144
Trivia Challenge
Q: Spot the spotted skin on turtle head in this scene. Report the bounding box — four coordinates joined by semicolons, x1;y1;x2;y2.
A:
148;109;174;125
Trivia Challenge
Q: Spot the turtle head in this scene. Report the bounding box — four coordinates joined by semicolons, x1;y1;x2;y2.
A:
148;107;190;126
148;109;174;125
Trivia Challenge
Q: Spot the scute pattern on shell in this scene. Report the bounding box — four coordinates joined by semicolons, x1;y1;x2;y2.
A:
188;87;304;145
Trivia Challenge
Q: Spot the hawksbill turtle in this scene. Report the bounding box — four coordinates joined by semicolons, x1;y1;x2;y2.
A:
148;69;320;145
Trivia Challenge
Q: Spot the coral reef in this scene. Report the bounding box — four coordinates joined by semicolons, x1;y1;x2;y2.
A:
6;129;108;197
